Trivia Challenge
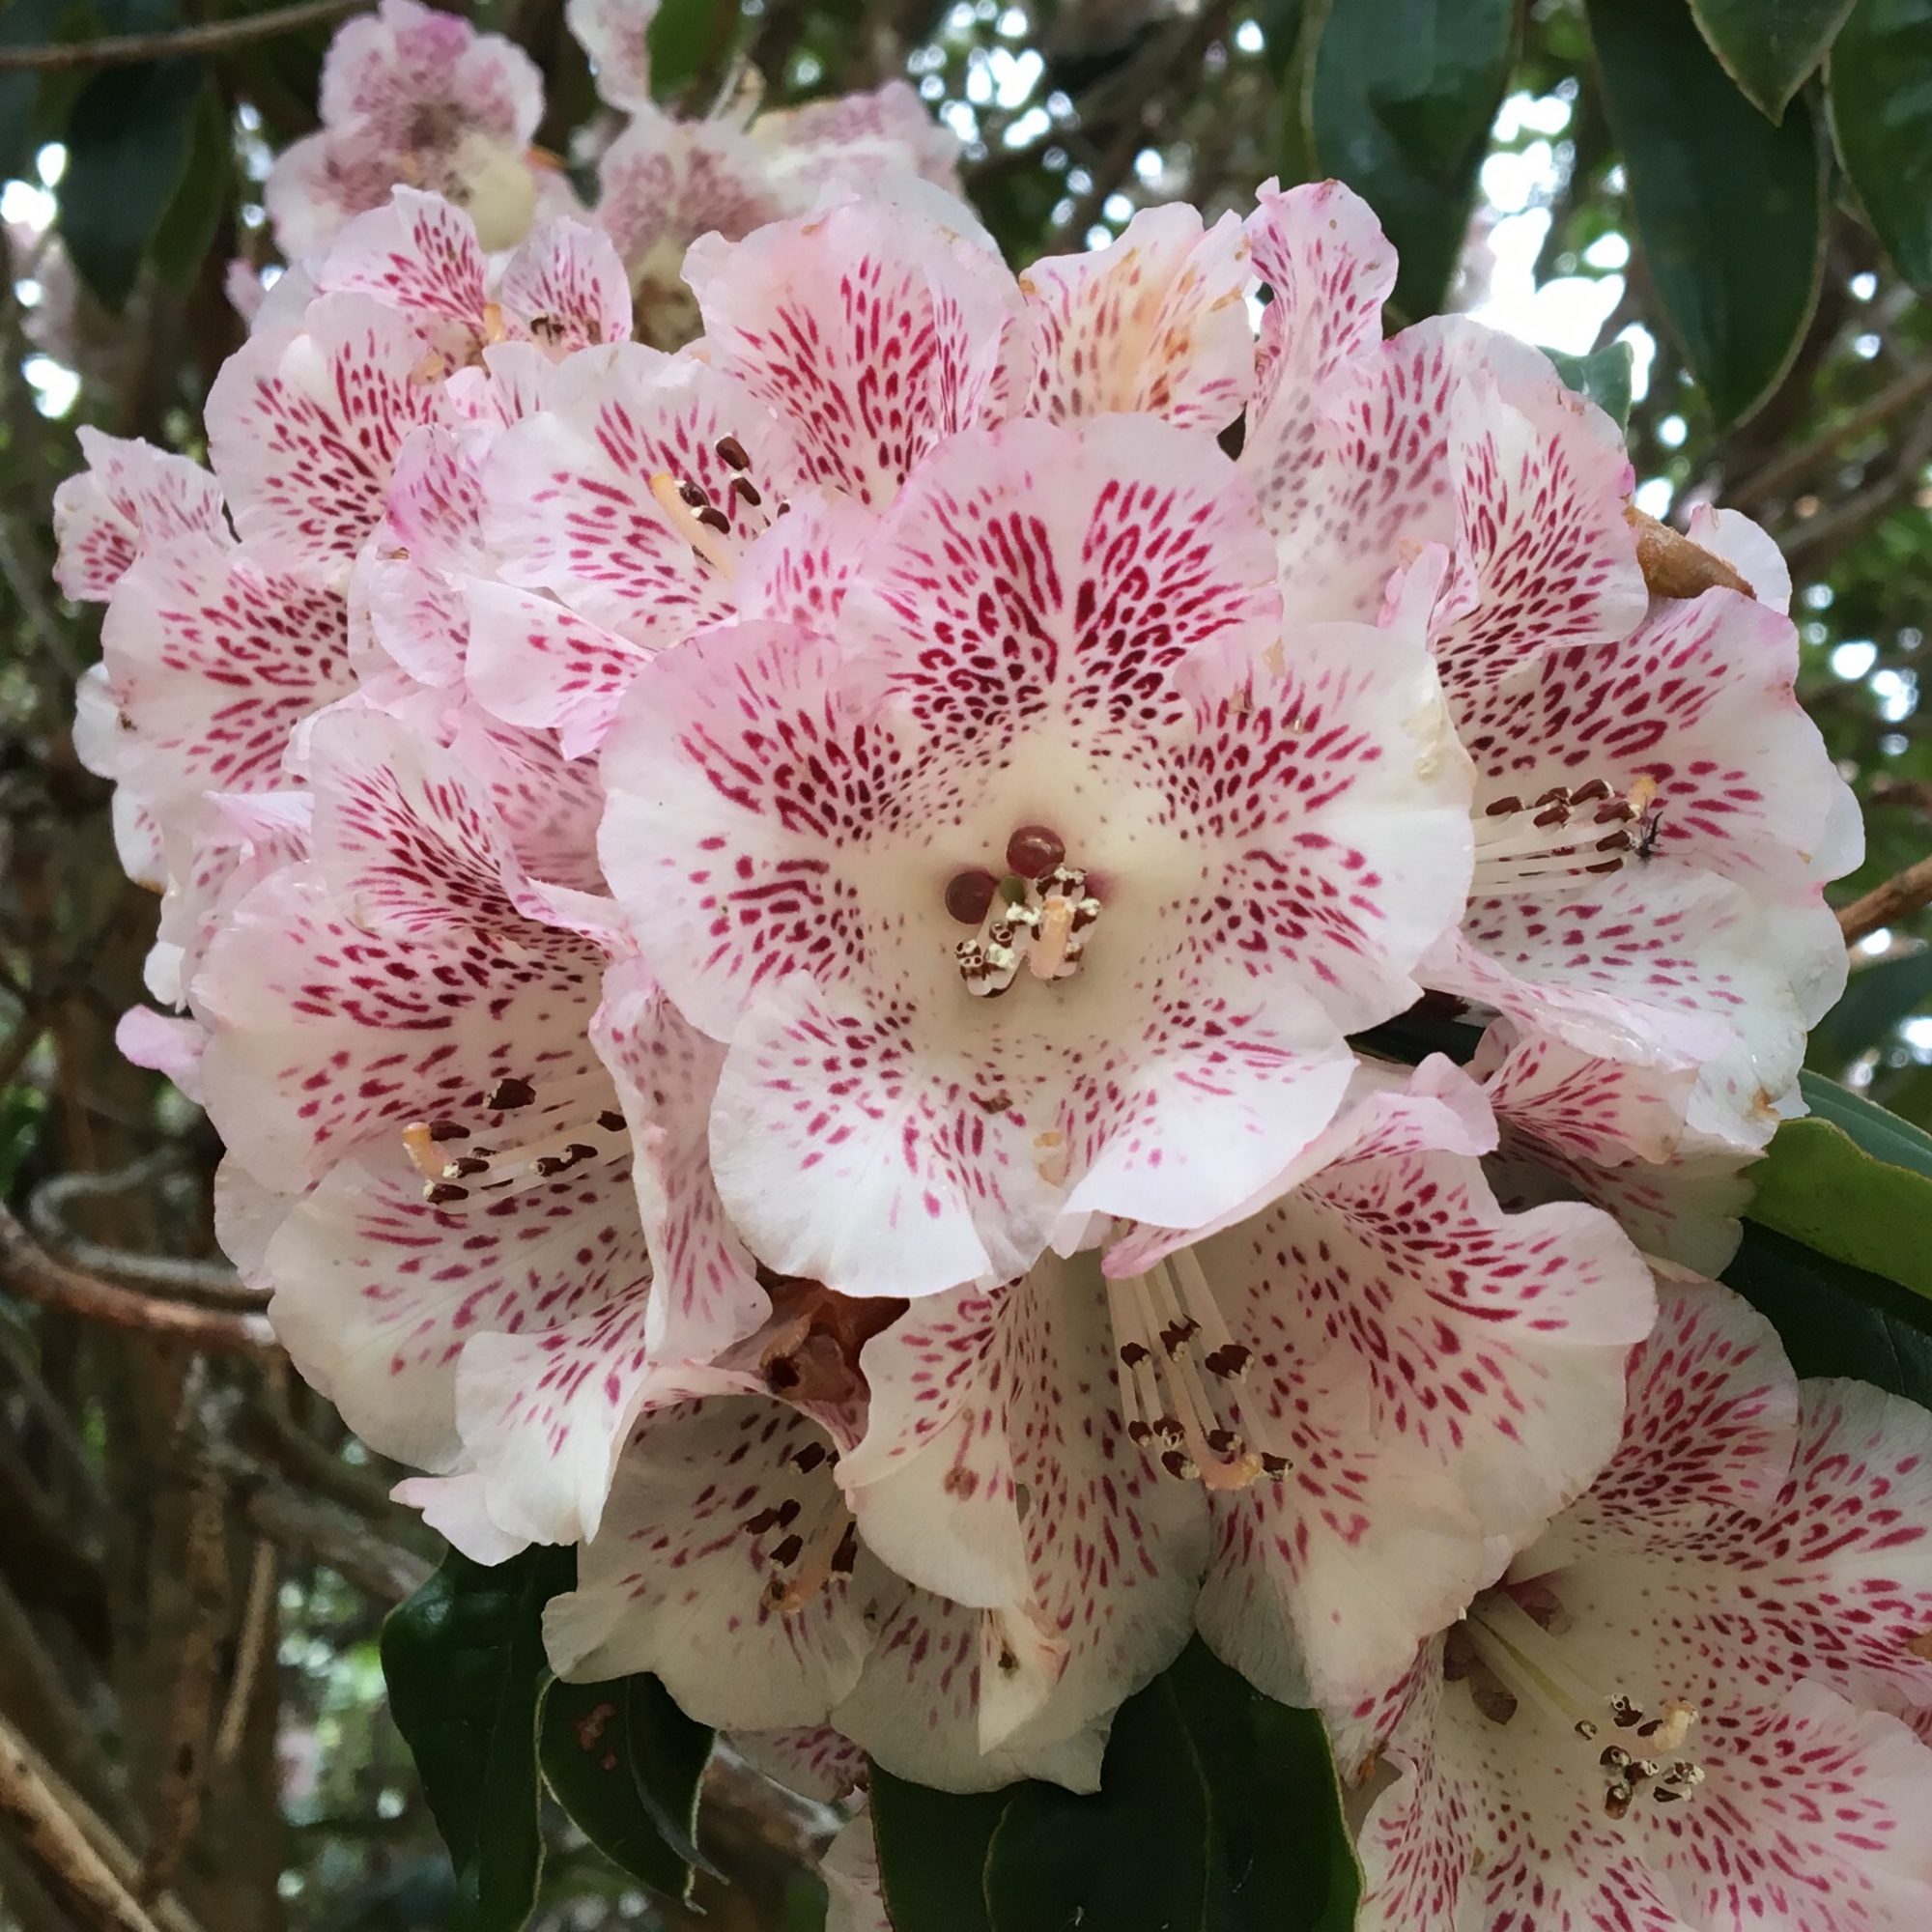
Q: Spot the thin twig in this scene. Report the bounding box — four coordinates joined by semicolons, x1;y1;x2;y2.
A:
210;1448;431;1602
0;1710;167;1932
1837;855;1932;947
0;0;367;69
1727;360;1932;512
0;1197;278;1353
214;1541;277;1765
30;1158;265;1310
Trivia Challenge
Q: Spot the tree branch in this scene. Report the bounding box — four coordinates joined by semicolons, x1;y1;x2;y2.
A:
0;0;366;70
0;1198;277;1354
1726;360;1932;512
1837;855;1932;947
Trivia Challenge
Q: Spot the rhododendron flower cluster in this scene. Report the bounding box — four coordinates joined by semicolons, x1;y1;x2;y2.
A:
61;12;1932;1910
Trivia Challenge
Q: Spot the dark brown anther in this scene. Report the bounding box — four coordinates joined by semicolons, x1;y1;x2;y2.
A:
944;868;1000;924
1485;796;1522;816
1119;1342;1151;1368
696;506;731;535
426;1182;469;1206
793;1442;829;1473
598;1109;627;1132
444;1156;489;1179
776;1498;802;1528
716;435;751;470
1205;1343;1251;1378
678;478;709;508
731;476;762;507
1006;824;1066;877
1259;1453;1291;1476
486;1076;535;1110
427;1120;470;1142
830;1523;859;1576
770;1534;805;1567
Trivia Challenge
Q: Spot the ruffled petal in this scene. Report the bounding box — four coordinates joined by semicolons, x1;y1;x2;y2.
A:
52;428;228;602
1019;204;1253;431
684;198;1032;506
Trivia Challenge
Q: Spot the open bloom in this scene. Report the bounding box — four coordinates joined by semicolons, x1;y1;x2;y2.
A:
597;412;1474;1295
264;0;549;259
1344;1275;1932;1932
1234;180;1861;1163
836;1058;1653;1723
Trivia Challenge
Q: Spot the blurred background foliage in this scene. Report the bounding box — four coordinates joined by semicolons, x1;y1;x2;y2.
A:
2;0;1931;1926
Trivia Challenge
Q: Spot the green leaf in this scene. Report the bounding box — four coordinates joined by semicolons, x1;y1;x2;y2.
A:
1747;1119;1932;1294
539;1674;715;1903
382;1546;574;1932
1545;341;1635;429
56;54;204;309
1587;0;1829;425
1301;0;1520;317
1724;1222;1932;1405
648;0;740;101
978;1643;1358;1932
1807;947;1932;1066
1829;0;1932;290
1796;1067;1932;1179
870;1770;1008;1932
1690;0;1861;118
149;79;229;292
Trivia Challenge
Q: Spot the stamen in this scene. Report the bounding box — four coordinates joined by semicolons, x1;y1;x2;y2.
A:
1107;1255;1289;1492
648;471;738;577
400;1080;632;1206
1462;1591;1705;1820
1472;778;1662;894
745;1486;856;1614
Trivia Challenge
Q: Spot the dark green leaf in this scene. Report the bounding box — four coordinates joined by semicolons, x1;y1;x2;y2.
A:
149;79;229;292
0;0;66;184
1255;0;1306;82
649;0;740;101
1724;1222;1932;1405
382;1546;574;1932
1829;0;1932;290
1807;947;1932;1066
1588;0;1829;424
56;54;203;309
1546;341;1635;429
977;1643;1358;1932
1796;1068;1932;1179
1301;0;1520;316
869;1768;1008;1932
1690;0;1861;118
539;1674;715;1902
1747;1117;1932;1294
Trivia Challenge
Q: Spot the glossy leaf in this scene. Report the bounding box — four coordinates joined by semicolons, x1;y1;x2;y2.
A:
980;1643;1358;1932
1725;1223;1932;1406
1690;0;1860;118
649;0;740;100
1807;947;1932;1066
1589;0;1828;425
539;1674;716;1903
56;55;204;310
1797;1067;1932;1178
1546;341;1635;429
870;1770;1008;1932
1830;0;1932;290
0;0;68;184
149;79;229;292
1747;1119;1932;1294
382;1547;574;1932
1301;0;1520;317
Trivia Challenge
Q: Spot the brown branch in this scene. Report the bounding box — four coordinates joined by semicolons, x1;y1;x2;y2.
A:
1780;404;1932;578
1837;855;1932;947
1727;360;1932;512
0;0;367;70
0;1711;167;1932
214;1542;277;1766
0;1198;278;1353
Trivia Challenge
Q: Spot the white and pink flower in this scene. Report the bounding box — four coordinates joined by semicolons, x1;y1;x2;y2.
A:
1343;1276;1932;1932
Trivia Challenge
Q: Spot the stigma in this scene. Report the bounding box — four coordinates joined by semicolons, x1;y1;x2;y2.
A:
1461;1590;1707;1819
1472;777;1662;895
1106;1249;1290;1492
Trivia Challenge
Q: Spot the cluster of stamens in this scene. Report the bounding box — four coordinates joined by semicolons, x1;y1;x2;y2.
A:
401;1076;632;1206
1473;776;1662;894
646;435;782;579
742;1437;860;1615
1461;1591;1706;1821
947;825;1102;998
1106;1249;1289;1492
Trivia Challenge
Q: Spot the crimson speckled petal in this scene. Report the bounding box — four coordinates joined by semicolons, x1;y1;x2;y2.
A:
52;427;228;603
